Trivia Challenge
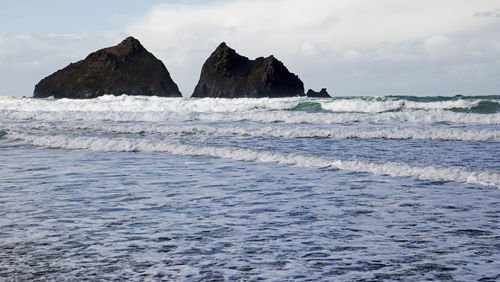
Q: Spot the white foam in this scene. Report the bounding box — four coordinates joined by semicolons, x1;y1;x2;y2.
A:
5;122;499;142
0;95;296;113
196;110;500;125
2;106;498;126
319;98;481;113
1;96;499;125
6;131;500;188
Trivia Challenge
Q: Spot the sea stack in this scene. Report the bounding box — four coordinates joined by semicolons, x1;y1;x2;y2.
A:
306;88;332;98
192;42;305;98
33;37;182;99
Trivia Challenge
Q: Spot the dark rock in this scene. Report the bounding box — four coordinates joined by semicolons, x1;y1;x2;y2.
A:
33;37;181;99
192;42;304;98
306;88;331;98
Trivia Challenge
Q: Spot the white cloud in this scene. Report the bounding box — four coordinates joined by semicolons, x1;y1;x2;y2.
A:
423;35;452;58
0;32;124;96
126;0;500;96
1;0;500;97
343;49;360;61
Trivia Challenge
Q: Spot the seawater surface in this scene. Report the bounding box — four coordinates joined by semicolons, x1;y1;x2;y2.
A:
0;95;499;280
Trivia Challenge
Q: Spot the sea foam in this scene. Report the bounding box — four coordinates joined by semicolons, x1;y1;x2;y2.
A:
3;123;499;142
6;131;500;188
1;95;498;125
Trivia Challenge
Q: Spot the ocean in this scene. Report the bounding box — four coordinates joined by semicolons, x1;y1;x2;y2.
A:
0;95;499;280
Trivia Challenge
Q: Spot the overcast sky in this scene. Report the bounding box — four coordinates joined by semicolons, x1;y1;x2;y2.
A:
1;0;499;97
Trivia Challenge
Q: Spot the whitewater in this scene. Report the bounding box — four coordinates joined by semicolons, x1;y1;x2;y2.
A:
1;95;499;280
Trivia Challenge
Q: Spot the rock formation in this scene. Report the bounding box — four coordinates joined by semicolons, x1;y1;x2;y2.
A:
306;88;331;98
192;43;304;98
33;37;181;99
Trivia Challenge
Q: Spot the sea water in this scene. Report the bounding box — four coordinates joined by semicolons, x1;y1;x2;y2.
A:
0;95;499;280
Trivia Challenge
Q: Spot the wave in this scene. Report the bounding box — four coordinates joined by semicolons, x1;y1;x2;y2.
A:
307;98;500;114
2;95;499;114
385;95;500;102
449;101;500;114
196;111;500;125
5;131;500;188
2;95;499;126
289;102;325;112
0;95;294;113
4;124;500;142
2;108;499;126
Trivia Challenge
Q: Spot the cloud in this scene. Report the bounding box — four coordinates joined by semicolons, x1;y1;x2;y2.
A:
0;32;124;96
126;0;500;96
475;9;500;18
1;0;500;97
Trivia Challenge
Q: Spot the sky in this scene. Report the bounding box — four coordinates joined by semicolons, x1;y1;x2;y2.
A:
1;0;500;97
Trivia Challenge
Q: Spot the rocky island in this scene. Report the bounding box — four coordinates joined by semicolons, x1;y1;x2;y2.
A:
306;88;332;98
192;43;305;98
33;37;181;99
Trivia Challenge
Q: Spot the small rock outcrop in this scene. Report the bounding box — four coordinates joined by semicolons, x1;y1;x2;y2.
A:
34;37;182;99
192;43;304;98
306;88;331;98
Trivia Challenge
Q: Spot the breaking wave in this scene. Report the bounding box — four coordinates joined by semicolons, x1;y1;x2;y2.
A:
4;123;499;142
196;111;500;125
449;100;500;114
1;95;499;113
1;96;499;125
288;95;500;114
1;94;498;188
5;131;500;188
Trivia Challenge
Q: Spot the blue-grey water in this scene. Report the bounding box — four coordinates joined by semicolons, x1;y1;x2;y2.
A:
0;95;499;280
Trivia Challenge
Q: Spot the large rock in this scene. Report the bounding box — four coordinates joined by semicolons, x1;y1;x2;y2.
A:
192;43;304;98
34;37;182;99
306;88;332;98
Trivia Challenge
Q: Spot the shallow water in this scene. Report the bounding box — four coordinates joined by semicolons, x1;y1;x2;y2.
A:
0;95;499;280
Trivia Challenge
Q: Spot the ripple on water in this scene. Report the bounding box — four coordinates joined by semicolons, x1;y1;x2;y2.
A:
0;150;499;280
